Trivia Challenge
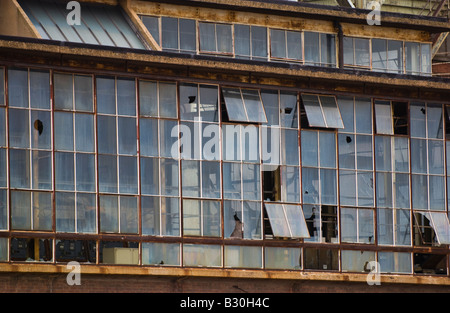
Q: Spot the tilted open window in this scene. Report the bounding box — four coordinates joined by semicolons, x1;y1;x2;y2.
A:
264;203;310;239
222;88;267;123
301;94;344;129
414;212;450;246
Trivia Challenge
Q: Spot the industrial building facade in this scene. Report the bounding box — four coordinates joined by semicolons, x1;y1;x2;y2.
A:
0;0;450;293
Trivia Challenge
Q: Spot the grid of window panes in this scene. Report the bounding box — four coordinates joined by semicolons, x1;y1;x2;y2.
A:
344;36;432;76
2;65;450;275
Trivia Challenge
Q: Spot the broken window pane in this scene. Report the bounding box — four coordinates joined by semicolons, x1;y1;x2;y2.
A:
338;133;355;169
265;203;309;238
280;91;298;128
302;167;319;204
31;110;51;150
410;102;426;138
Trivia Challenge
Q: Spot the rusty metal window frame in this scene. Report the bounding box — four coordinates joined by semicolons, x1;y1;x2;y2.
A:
269;28;303;63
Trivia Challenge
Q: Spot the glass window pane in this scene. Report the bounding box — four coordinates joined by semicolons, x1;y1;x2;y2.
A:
321;33;336;66
304;32;320;65
372;39;387;71
359;209;374;243
338;133;355;169
356;135;373;170
357;171;374;206
30;110;51;150
427;103;443;139
75;114;95;152
406;42;421;74
182;160;200;197
319;132;336;168
270;29;286;59
412;174;428;210
337;97;354;133
429;175;445;211
161;197;180;236
139;118;158;157
11;190;31;230
376;172;392;208
428;140;444;174
0;190;7;229
394;137;409;172
96;77;116;115
202;161;221;199
235;24;250;58
161;17;178;50
118;117;137;155
286;31;302;60
410;102;426;138
396;209;411;246
0;149;6;188
199;22;216;52
379;252;412;274
429;212;450;244
98;155;117;193
141;16;160;45
160;158;179;196
183;244;222;267
225;245;262;268
302;167;319;204
394;173;410;209
265;203;290;237
179;83;198;121
252;26;267;59
301;131;318;167
76;154;96;192
321;169;337;205
9;108;29;148
74;75;93;112
29;70;50;109
77;193;96;233
10;149;30;189
223;88;247;122
375;101;393;134
56;192;75;232
343;37;354;65
140;157;159;195
421;44;431;74
203;200;221;237
97;115;116;154
117;78;136;116
387;40;403;73
199;85;219;122
32;150;52;190
243;201;262;239
284;204;310;238
54;73;73;110
341;208;357;243
159;82;177;118
55;112;74;151
375;136;391;171
139;80;158;116
0;68;4;106
142;242;180;266
242;164;260;201
320;96;344;128
280;92;298;128
339;170;356;206
180;19;196;52
282;166;300;203
355;97;372;134
342;250;375;272
141;196;160;235
32;192;52;231
301;94;326;127
100;195;118;233
119;156;138;194
282;129;299;166
355;38;370;67
216;24;232;53
223;162;241;199
261;90;279;126
411;139;427;174
8;68;28;108
120;196;138;234
377;208;393;245
55;152;74;191
0;108;5;147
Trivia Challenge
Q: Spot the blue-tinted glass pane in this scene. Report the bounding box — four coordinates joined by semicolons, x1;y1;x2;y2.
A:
180;19;196;52
55;152;75;191
77;193;97;233
0;108;5;147
141;157;159;195
0;149;6;187
99;195;118;233
32;150;52;190
56;192;75;232
55;112;74;151
120;196;138;234
139;80;158;116
162;17;178;50
11;191;31;230
98;155;117;193
119;156;138;194
160;158;179;196
9;109;29;148
10;149;30;189
76;154;96;192
96;77;115;114
159;83;177;118
118;117;137;155
141;196;160;235
117;78;136;116
75;114;95;152
0;190;7;229
97;115;116;154
75;75;93;112
140;118;158;157
8;68;28;108
54;73;73;110
30;70;50;109
32;192;52;230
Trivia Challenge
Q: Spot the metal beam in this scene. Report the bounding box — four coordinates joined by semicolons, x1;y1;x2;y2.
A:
432;32;449;58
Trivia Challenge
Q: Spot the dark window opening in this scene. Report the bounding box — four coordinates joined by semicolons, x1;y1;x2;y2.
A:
10;237;53;262
304;247;339;271
413;212;438;246
55;240;96;263
414;253;447;275
392;101;408;135
263;166;281;202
